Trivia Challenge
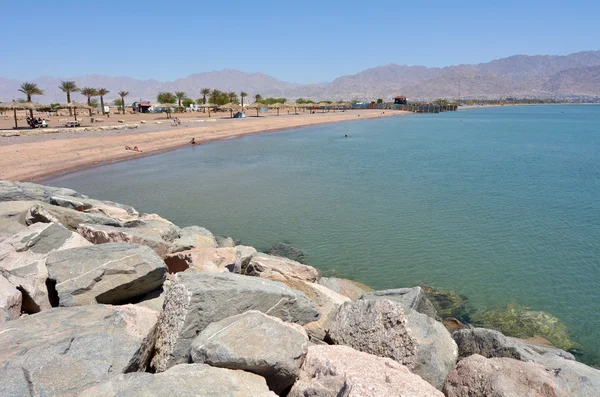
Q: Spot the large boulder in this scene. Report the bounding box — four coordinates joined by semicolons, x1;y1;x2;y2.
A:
0;180;85;203
361;286;438;319
50;194;139;222
0;200;34;241
0;304;157;397
77;223;171;258
124;213;180;242
0;274;21;321
163;247;235;274
288;345;444;397
443;354;600;397
453;327;575;362
170;226;218;252
233;245;257;274
150;272;320;372
318;276;373;300
328;299;457;390
79;364;277;397
245;253;319;282
215;235;236;248
46;243;166;306
0;222;91;312
191;310;308;394
25;202;122;230
277;277;350;340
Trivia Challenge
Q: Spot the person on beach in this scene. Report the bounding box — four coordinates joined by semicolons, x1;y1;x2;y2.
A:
190;138;196;145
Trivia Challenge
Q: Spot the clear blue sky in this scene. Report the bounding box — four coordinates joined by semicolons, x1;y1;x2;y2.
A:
1;0;598;83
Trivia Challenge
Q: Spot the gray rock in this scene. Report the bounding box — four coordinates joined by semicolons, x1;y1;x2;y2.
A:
50;194;139;222
163;247;235;274
288;345;444;397
443;354;600;397
25;202;122;230
77;223;171;257
170;226;218;252
404;308;459;390
79;364;277;397
124;213;181;242
508;336;576;361
150;272;320;372
191;310;309;394
215;235;236;248
0;222;91;312
274;276;350;340
328;299;417;366
0;180;85;203
233;245;257;274
0;200;34;241
361;286;438;319
453;327;575;362
46;243;166;306
0;304;158;397
0;274;21;321
318;276;373;300
328;299;457;390
245;253;319;282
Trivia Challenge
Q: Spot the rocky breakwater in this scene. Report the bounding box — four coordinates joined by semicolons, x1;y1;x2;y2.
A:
0;179;598;396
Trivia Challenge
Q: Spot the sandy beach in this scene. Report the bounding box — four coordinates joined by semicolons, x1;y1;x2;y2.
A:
0;109;407;181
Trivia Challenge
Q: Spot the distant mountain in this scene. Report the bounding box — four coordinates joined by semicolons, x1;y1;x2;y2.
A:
1;51;599;103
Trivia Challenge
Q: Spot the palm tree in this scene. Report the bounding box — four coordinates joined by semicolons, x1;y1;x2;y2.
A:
210;89;222;105
80;87;98;116
175;91;186;108
118;91;129;114
200;88;210;112
18;82;44;118
59;81;79;116
228;92;237;103
254;94;262;103
97;88;110;115
240;91;248;107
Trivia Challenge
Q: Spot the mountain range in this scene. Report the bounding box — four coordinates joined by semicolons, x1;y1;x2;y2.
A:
1;51;599;103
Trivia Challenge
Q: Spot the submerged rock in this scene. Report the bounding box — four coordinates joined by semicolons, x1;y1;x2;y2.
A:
470;303;577;351
265;242;307;263
79;364;277;397
150;272;320;372
191;311;308;394
0;304;157;397
422;285;471;320
288;345;444;397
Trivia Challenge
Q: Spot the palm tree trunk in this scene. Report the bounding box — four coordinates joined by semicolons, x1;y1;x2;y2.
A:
121;97;125;114
67;92;73;116
13;109;18;129
27;95;33;119
100;96;105;115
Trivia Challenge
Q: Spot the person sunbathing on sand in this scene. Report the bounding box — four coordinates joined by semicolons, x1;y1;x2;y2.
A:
190;138;196;144
125;146;142;152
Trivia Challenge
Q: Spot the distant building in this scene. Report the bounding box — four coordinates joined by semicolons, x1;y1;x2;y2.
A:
394;96;407;105
133;101;152;113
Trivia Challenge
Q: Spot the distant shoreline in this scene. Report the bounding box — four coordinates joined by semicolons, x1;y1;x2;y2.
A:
0;110;408;182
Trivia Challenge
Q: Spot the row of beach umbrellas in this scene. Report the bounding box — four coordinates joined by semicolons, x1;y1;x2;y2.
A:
0;101;93;129
213;101;353;117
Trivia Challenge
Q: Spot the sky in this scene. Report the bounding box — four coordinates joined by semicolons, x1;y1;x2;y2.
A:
0;0;599;84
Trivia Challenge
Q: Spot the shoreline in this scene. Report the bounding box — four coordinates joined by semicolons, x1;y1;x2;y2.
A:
0;110;408;182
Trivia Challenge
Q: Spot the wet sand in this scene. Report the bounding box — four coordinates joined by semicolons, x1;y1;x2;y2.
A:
0;109;408;181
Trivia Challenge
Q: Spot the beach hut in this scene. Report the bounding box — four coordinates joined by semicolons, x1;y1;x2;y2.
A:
58;101;93;121
218;103;242;118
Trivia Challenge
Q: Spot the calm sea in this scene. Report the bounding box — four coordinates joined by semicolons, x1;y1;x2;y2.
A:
44;105;600;362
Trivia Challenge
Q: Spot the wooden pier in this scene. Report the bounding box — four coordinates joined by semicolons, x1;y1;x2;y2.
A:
357;103;458;113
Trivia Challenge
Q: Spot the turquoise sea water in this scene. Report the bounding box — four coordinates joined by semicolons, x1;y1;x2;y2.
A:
44;105;600;362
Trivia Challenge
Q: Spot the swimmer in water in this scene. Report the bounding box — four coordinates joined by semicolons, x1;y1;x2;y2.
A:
344;135;348;138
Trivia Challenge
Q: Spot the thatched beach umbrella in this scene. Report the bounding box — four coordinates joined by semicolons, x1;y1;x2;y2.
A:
219;103;242;118
247;102;267;117
197;103;217;117
0;101;27;129
269;102;290;116
317;102;331;113
286;102;300;114
58;101;92;121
